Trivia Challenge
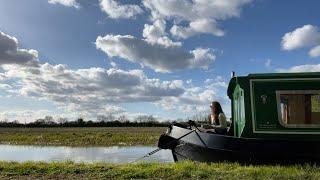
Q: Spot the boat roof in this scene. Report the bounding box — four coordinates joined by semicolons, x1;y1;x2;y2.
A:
247;72;320;79
227;72;320;99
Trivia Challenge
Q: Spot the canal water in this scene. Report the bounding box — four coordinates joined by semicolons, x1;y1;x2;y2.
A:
0;144;174;163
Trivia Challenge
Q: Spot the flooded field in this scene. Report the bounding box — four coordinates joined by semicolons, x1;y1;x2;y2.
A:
0;144;173;163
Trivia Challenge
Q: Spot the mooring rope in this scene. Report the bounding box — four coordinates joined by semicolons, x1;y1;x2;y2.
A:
130;129;197;163
130;148;162;163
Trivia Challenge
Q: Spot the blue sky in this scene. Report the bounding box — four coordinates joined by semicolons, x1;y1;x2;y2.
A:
0;0;320;122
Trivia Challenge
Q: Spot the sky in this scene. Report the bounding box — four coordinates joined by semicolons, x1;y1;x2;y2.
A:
0;0;320;122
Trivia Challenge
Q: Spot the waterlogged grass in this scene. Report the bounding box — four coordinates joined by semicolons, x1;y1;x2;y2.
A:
0;161;319;179
0;127;166;146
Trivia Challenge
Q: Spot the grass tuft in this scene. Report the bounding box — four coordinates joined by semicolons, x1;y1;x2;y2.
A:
0;161;320;179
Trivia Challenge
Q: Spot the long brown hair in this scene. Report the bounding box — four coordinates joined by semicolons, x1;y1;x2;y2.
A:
211;101;223;125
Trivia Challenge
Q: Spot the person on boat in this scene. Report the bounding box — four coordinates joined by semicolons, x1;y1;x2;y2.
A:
204;101;228;134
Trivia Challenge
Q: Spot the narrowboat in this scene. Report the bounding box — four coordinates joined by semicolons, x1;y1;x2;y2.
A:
158;72;320;164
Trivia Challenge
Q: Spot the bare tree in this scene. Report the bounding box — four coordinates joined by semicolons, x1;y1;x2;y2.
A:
0;119;8;123
97;115;107;122
134;115;156;123
147;115;156;122
44;116;55;125
106;114;115;122
97;114;115;122
191;111;208;123
135;115;146;122
57;117;68;124
11;120;20;124
117;115;128;123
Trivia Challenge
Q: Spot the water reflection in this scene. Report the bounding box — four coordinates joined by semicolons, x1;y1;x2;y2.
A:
0;145;173;163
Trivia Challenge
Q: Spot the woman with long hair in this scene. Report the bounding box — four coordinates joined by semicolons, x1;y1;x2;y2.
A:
209;101;228;134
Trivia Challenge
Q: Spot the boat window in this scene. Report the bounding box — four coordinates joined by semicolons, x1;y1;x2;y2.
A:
277;91;320;127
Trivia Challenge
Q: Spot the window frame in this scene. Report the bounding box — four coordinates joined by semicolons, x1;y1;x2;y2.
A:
276;90;320;128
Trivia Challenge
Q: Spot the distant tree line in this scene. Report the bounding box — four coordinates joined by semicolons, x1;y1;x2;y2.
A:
0;114;174;128
0;111;213;128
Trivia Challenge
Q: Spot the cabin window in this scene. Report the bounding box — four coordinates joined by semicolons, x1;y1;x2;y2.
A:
277;91;320;127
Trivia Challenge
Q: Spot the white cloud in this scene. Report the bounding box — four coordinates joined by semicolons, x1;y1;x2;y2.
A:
186;79;192;85
0;73;5;81
143;19;181;47
170;19;224;39
110;61;117;68
309;45;320;58
0;84;11;89
102;105;125;115
281;25;320;50
0;110;63;123
155;77;230;117
0;31;199;120
48;0;80;8
143;0;252;39
2;63;185;115
281;24;320;57
95;34;215;72
99;0;143;19
0;31;39;65
2;58;229;120
278;64;320;72
265;58;271;68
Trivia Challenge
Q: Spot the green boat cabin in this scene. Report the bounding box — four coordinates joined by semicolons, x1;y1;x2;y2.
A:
227;72;320;139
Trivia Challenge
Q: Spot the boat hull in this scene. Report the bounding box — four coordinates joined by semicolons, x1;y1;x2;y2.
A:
160;125;320;164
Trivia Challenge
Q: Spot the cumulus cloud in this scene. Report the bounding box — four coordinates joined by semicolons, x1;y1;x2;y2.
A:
170;19;224;39
48;0;80;8
1;58;227;120
281;25;320;50
155;76;230;117
0;31;39;65
110;61;117;68
143;19;181;47
0;73;5;81
0;110;63;123
95;34;215;72
143;0;252;39
265;59;271;68
278;64;320;72
102;105;125;115
309;45;320;58
0;83;11;89
99;0;143;19
2;63;185;115
281;24;320;57
1;31;209;120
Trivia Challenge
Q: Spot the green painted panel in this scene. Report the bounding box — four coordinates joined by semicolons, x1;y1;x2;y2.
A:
251;80;320;133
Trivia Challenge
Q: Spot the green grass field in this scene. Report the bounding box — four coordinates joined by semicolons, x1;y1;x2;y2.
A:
0;161;319;179
0;127;166;146
1;127;319;179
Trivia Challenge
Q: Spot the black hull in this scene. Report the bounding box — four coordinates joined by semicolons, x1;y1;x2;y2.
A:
159;125;320;164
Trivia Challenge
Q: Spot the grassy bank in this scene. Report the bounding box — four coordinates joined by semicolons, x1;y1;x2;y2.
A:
0;127;166;146
0;161;319;179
